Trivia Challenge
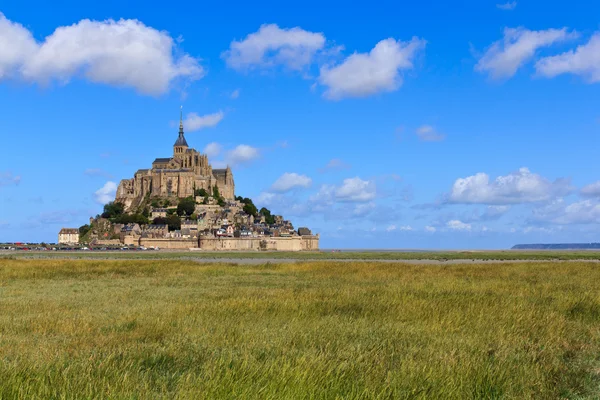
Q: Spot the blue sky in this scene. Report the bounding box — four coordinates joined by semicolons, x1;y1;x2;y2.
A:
1;0;600;248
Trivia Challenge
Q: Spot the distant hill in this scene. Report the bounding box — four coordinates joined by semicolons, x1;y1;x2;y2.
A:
512;243;600;250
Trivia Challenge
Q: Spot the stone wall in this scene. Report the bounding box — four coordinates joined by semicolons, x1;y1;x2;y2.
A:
198;236;319;251
139;238;198;249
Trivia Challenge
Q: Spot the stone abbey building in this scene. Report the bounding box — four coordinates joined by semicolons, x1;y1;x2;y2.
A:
116;113;235;211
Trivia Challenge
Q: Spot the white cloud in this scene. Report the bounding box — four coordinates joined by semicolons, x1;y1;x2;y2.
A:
481;205;511;220
447;167;573;205
223;23;325;71
93;181;117;205
496;1;517;10
271;172;312;192
386;225;397;232
0;171;21;187
425;226;437;233
523;226;557;234
581;180;600;197
184;111;224;132
532;198;600;225
0;13;203;95
446;219;472;231
225;145;260;167
399;225;413;231
318;37;426;99
203;142;222;158
230;89;240;99
416;125;445;142
0;13;38;79
475;27;576;80
314;177;377;203
535;33;600;83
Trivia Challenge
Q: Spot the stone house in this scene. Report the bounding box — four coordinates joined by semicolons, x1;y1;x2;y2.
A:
58;228;79;244
142;224;168;238
151;208;168;219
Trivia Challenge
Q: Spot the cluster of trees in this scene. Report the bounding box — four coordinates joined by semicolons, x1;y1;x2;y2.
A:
234;196;276;224
177;197;195;216
259;207;276;225
152;215;181;231
101;201;149;224
194;186;225;206
101;202;125;219
78;224;91;237
235;196;258;217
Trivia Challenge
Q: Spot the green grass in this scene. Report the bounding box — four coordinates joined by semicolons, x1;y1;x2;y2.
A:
6;249;600;261
1;259;599;399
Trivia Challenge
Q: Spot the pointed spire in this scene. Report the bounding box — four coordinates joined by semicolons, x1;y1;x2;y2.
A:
179;105;184;133
174;105;188;148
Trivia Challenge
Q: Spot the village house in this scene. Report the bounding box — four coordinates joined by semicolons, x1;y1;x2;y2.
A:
58;228;79;244
151;208;168;219
142;224;168;238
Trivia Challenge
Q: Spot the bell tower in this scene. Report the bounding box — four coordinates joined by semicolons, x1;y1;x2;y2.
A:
174;106;188;158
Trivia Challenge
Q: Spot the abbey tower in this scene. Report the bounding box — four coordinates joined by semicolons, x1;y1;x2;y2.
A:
115;111;234;211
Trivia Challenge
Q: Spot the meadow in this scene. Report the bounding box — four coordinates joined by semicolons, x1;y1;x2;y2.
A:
6;249;600;261
0;258;599;399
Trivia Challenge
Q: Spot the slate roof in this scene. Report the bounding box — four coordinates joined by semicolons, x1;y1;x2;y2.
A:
174;133;188;147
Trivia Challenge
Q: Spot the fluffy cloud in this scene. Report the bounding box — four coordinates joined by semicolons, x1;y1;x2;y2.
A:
481;205;511;220
184;111;224;132
496;1;517;10
226;145;260;167
581;180;600;197
314;177;377;203
446;219;472;231
386;225;397;232
93;181;117;205
425;226;437;233
475;27;576;79
447;167;573;205
532;199;600;225
203;142;222;159
230;89;240;99
319;37;426;99
416;125;445;142
535;33;600;83
0;171;21;187
0;13;203;95
271;173;312;192
223;24;325;71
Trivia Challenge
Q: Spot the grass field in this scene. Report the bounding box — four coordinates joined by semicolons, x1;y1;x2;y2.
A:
1;258;599;399
6;249;600;261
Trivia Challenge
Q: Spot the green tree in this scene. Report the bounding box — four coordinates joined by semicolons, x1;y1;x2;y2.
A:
101;202;124;219
243;202;258;217
79;224;91;237
195;188;208;197
166;214;181;231
177;197;196;216
113;214;148;225
213;186;221;200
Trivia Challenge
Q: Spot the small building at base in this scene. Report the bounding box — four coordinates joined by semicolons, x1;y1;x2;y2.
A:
58;228;79;244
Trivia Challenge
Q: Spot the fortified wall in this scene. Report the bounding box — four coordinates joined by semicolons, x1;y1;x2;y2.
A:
137;235;320;251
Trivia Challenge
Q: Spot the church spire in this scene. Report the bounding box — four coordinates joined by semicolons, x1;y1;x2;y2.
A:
179;105;183;132
174;106;188;148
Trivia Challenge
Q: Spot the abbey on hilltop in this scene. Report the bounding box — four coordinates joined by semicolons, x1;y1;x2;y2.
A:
116;111;235;211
